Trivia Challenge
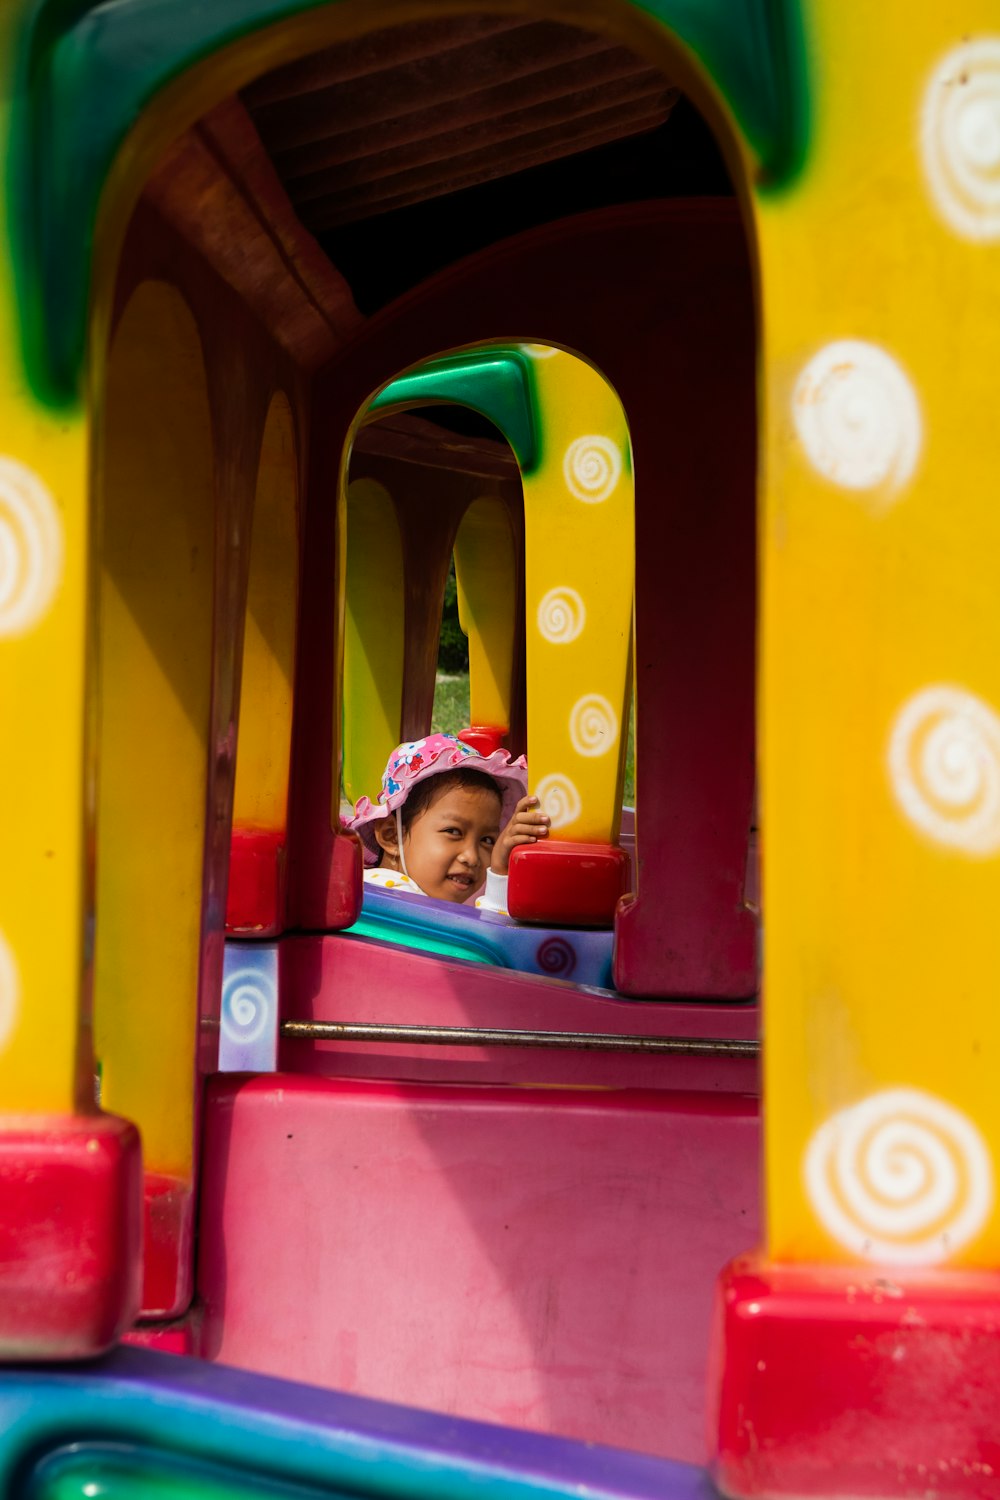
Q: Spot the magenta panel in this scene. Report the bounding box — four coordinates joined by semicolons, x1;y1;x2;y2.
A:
278;933;758;1093
198;1074;759;1462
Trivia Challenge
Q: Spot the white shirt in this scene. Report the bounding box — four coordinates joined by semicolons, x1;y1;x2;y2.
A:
363;866;509;913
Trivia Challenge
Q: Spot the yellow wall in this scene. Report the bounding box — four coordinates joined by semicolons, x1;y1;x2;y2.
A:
232;391;298;835
454;496;517;733
757;7;1000;1269
522;348;633;845
342;476;404;806
0;11;91;1115
93;280;214;1178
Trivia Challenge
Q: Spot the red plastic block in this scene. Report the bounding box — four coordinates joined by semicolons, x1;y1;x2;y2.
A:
227;827;286;935
142;1172;195;1319
0;1112;142;1358
507;841;629;927
458;725;507;755
325;829;364;929
123;1304;203;1356
710;1252;1000;1499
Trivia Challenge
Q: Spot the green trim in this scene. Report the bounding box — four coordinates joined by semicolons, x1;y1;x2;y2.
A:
8;0;338;406
29;1442;319;1500
7;0;808;406
633;0;808;188
345;914;503;967
368;348;541;473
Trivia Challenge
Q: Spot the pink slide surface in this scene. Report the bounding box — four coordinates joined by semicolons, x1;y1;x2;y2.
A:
198;1074;759;1462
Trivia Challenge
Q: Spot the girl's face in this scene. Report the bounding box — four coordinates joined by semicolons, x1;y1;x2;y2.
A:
401;781;502;902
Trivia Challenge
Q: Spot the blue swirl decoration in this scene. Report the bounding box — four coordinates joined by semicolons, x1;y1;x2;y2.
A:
221;966;275;1047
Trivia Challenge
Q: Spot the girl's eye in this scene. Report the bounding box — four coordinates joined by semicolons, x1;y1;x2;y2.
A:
482;835;496;848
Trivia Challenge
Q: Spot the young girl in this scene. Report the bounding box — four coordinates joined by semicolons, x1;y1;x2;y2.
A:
348;734;548;911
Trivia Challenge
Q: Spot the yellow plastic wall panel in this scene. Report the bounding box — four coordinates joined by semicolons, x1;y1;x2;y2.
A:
93;282;214;1176
759;3;1000;1269
232;392;298;834
453;497;516;732
0;35;90;1113
342;477;404;806
522;349;633;845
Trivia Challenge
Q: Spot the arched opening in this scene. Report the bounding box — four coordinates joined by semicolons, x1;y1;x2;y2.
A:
335;342;635;963
4;0;773;1466
92;279;215;1318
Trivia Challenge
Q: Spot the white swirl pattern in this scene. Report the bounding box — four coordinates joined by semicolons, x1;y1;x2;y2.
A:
537;587;586;644
535;773;582;830
563;436;622;503
569;694;618;757
922;40;1000;240
805;1087;992;1265
0;933;19;1053
0;458;63;636
221;967;275;1046
792;341;921;494
888;685;1000;854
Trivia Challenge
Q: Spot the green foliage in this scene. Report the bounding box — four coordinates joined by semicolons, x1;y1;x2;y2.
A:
437;562;469;672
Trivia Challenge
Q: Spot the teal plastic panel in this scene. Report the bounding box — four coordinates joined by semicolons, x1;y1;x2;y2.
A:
0;1348;709;1500
28;1442;325;1500
367;349;539;471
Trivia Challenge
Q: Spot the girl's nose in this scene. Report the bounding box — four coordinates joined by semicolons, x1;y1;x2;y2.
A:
457;840;479;867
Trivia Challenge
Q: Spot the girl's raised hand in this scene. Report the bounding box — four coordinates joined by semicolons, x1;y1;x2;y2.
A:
492;794;550;876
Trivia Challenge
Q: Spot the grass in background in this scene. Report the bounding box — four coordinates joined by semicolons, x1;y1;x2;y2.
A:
431;672;470;736
432;672;635;807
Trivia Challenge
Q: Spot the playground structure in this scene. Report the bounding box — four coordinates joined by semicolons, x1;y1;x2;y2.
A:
2;3;1000;1499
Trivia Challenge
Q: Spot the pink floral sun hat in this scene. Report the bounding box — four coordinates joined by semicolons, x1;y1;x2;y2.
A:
348;733;528;866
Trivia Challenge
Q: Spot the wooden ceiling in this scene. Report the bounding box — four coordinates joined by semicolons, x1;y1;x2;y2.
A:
242;13;677;233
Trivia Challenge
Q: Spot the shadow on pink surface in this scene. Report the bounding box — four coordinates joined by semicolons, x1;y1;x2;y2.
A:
197;1073;759;1463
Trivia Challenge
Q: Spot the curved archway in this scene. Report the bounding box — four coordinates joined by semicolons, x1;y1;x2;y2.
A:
12;0;784;406
92;279;215;1319
355;343;633;879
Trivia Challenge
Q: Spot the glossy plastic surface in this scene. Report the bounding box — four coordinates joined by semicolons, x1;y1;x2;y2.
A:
228;393;298;934
198;1074;760;1462
341;476;405;807
711;1252;1000;1499
279;930;757;1093
347;884;615;987
0;1347;712;1500
0;1114;141;1359
507;842;630;927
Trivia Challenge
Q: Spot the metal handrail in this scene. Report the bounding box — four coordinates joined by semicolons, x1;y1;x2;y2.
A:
281;1020;758;1057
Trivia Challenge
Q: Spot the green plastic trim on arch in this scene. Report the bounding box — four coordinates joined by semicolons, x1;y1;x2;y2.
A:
7;0;808;407
367;348;540;473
